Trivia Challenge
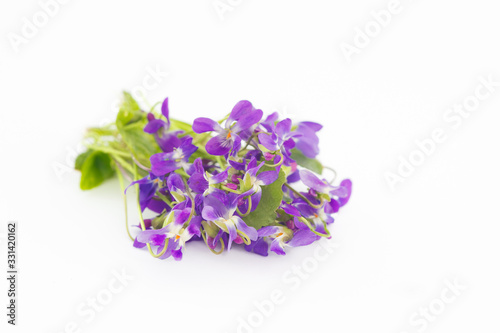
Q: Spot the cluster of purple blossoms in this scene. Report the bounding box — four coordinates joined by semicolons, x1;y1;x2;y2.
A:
122;97;352;260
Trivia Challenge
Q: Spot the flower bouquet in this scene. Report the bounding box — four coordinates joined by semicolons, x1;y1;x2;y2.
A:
76;92;352;260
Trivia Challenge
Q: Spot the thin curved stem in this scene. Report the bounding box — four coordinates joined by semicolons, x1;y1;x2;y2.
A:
284;183;324;209
322;165;337;184
236;196;252;217
131;155;151;172
236;230;252;245
201;230;225;254
134;163;164;258
299;217;331;238
265;155;284;168
116;166;134;241
221;185;241;194
242;133;258;151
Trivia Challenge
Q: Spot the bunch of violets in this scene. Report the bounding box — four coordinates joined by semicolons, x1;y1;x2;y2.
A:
77;93;352;260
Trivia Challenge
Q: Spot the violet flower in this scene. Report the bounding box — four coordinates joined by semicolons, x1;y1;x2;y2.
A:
125;173;163;212
239;160;279;210
144;98;183;152
258;117;301;165
150;137;197;176
188;158;230;196
201;190;258;250
192;100;263;156
136;207;200;261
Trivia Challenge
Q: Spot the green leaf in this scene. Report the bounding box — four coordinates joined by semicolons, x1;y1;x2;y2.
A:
80;151;115;190
75;149;93;171
242;167;286;229
115;92;141;128
115;92;161;167
290;148;323;174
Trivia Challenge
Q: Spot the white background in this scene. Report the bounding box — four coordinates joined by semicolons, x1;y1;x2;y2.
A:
1;0;499;332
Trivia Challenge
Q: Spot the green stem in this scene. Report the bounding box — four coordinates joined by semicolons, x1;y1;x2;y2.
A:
299;217;331;238
322;165;337;184
116;166;134;241
236;196;252;217
113;155;135;175
201;229;225;254
221;185;241;194
284;183;324;209
242;133;257;151
265;155;284;168
133;163;166;258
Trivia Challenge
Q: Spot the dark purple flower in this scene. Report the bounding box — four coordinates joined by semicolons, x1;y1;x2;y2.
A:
192;100;263;156
144;98;184;152
240;160;279;210
136;208;201;260
187;158;230;195
150;137;197;176
244;237;270;256
258;118;301;165
201;190;258;250
125;173;164;212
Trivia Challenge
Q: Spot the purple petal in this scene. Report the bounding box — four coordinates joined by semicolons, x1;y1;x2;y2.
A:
245;238;269;256
229;159;246;170
201;206;221;221
300;121;322;132
275;118;292;139
188;173;209;193
193;117;223;133
211;167;230;183
286;170;300;183
144;119;166;134
172;248;183;261
156;132;182;153
257;226;280;237
187;158;204;175
287;229;320;247
339;179;352;206
294;122;321;158
230;135;241;157
258;133;279;151
257;170;278;185
133;237;147;249
270;238;286;255
147;198;170;214
233;216;258;241
227;100;253;126
138;182;157;212
150;154;179;176
205;135;232;156
250;186;262;212
282;203;301;217
261;112;279;132
161;97;170;125
187;216;202;237
232;109;263;133
136;226;168;244
225;221;238;250
299;170;331;193
173;208;191;225
167;173;186;193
